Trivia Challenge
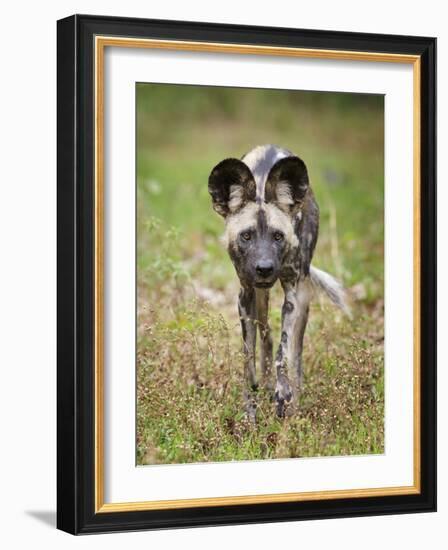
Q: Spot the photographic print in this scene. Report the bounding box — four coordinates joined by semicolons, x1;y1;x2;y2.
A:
136;84;385;466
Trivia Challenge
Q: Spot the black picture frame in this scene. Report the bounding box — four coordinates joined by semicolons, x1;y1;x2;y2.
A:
57;14;436;535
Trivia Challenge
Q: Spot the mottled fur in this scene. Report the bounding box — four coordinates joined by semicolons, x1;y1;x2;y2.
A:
209;144;348;418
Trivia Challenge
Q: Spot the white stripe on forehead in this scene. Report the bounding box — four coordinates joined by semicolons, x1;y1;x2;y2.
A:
242;144;291;202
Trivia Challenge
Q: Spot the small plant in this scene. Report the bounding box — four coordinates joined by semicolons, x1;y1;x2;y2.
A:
138;216;192;290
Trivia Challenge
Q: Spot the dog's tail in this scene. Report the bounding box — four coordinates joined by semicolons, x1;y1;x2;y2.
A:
309;266;351;317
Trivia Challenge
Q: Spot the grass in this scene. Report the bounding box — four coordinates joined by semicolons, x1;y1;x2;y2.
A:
136;84;385;465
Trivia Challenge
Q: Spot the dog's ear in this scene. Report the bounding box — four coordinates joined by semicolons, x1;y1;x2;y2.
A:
264;156;309;214
208;159;256;218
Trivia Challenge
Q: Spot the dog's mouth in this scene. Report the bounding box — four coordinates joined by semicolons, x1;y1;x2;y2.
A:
254;280;276;289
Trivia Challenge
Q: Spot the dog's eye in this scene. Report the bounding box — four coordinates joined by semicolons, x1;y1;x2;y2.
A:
241;231;252;241
274;232;284;241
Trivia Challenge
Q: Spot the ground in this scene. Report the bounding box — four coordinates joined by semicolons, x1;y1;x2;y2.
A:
136;84;384;465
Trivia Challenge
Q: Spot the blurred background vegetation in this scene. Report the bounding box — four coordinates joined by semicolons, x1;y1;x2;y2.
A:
136;84;384;465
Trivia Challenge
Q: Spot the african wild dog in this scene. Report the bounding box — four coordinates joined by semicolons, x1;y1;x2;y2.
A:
208;144;349;418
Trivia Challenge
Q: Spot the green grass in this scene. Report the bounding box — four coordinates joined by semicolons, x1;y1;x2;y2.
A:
136;84;384;464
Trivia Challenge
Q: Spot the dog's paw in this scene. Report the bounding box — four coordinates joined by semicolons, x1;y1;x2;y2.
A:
274;375;293;418
243;390;258;424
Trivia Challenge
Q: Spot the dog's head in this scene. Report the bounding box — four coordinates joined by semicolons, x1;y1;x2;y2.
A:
209;149;313;288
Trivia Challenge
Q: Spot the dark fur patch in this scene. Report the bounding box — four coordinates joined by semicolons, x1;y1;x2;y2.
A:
228;245;248;284
281;331;288;344
264;336;273;358
239;288;255;343
256;208;268;235
282;300;294;315
229;243;242;263
294;189;319;276
276;345;283;363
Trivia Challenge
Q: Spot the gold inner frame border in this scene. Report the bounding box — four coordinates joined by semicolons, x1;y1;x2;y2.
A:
94;35;421;513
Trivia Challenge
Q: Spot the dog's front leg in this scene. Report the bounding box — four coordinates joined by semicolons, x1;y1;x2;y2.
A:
238;287;257;391
274;281;300;417
239;287;258;422
255;288;273;389
274;279;312;416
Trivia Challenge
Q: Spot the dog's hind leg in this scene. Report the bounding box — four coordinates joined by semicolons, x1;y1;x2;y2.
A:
255;288;274;390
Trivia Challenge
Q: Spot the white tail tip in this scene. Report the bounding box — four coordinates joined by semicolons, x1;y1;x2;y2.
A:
309;266;352;317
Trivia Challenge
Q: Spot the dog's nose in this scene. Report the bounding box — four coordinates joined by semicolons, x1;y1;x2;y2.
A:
256;260;274;278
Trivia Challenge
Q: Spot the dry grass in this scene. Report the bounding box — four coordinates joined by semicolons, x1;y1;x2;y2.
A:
137;272;384;465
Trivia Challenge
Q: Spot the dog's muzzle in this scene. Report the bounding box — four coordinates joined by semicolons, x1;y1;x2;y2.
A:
254;260;277;287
